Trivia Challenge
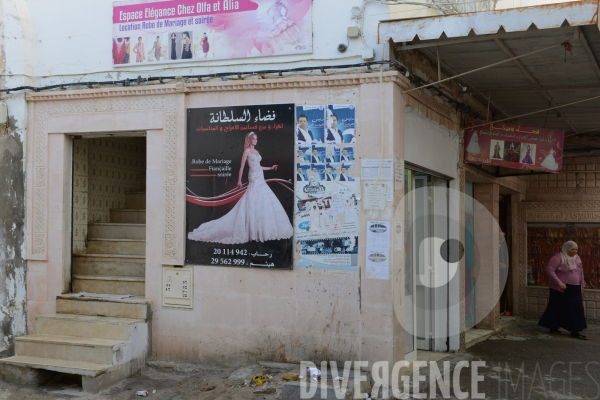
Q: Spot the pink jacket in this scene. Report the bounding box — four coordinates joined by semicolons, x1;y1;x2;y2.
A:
546;253;586;292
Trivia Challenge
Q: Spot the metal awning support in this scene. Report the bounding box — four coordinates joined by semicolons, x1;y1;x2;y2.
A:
401;42;564;94
380;0;600;153
493;38;578;133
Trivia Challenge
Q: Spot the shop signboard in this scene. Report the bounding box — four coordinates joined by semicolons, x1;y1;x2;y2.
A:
185;104;295;269
112;0;313;66
464;121;564;172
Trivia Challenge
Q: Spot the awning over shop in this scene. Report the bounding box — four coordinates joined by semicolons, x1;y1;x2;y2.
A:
379;0;600;164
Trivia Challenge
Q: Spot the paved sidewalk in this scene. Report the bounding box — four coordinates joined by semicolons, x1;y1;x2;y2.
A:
445;320;600;400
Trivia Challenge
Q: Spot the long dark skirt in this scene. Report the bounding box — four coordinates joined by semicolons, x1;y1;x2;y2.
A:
538;284;587;334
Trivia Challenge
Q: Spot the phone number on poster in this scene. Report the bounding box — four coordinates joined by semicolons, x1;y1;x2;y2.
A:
211;258;246;266
212;248;248;256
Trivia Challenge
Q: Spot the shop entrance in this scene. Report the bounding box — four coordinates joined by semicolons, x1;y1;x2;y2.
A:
70;136;147;295
405;168;451;353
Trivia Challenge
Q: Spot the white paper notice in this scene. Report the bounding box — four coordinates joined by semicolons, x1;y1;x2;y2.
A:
366;220;390;280
394;221;403;251
394;157;404;189
361;159;393;180
362;182;387;210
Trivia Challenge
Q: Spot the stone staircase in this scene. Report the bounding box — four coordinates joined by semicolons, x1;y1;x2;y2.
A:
73;189;146;296
0;295;151;392
0;187;151;392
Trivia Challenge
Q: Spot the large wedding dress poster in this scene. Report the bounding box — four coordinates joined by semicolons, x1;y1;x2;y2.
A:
185;104;295;269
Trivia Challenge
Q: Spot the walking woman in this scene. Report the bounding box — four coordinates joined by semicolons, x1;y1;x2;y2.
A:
538;241;588;340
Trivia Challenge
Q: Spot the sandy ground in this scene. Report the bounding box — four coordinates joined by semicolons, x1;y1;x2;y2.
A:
1;320;600;399
0;361;296;400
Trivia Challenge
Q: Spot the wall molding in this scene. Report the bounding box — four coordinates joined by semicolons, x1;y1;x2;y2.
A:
527;187;600;195
26;72;412;101
28;95;183;264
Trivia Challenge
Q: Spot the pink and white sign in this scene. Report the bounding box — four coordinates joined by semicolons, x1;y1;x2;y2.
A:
112;0;312;66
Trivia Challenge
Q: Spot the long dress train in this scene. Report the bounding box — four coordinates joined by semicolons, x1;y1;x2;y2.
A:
188;152;293;244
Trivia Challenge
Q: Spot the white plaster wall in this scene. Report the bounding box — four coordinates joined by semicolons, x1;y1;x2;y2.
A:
404;108;459;179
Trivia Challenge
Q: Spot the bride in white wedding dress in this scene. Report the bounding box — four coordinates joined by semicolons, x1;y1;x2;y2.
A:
187;132;294;244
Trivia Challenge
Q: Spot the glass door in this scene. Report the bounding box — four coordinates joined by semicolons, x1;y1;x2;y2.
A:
414;173;434;350
404;169;451;354
404;169;416;359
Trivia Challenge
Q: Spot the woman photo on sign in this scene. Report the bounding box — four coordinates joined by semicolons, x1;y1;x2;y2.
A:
133;37;145;63
181;31;193;59
151;36;162;62
201;32;210;58
170;33;177;60
187;132;293;244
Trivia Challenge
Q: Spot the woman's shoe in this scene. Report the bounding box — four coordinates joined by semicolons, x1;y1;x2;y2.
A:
570;333;588;340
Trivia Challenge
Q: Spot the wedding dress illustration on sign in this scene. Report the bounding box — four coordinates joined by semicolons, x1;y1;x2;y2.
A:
466;131;481;155
540;146;559;171
267;0;302;43
187;132;294;244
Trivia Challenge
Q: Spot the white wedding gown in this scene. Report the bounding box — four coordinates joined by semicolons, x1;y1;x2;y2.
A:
187;151;294;244
466;132;481;155
541;150;559;171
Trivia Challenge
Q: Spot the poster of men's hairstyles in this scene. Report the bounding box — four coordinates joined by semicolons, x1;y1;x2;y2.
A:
185;104;295;269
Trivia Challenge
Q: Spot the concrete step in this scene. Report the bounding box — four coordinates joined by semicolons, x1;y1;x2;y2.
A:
87;223;146;240
36;314;145;341
125;192;146;210
73;255;145;277
0;355;111;378
15;334;129;365
85;239;145;256
110;209;145;224
56;295;151;320
72;275;145;296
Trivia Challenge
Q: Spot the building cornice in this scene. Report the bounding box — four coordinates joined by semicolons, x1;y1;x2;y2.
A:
26;71;413;101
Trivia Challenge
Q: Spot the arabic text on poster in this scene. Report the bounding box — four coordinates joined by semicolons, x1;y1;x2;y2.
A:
464;121;564;172
361;159;393;180
362;181;391;210
185;104;295;269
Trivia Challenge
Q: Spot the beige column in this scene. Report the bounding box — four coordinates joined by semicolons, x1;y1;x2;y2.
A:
473;183;500;330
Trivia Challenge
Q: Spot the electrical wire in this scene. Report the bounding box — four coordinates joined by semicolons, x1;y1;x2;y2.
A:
469;94;600;129
0;61;404;95
0;59;489;124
